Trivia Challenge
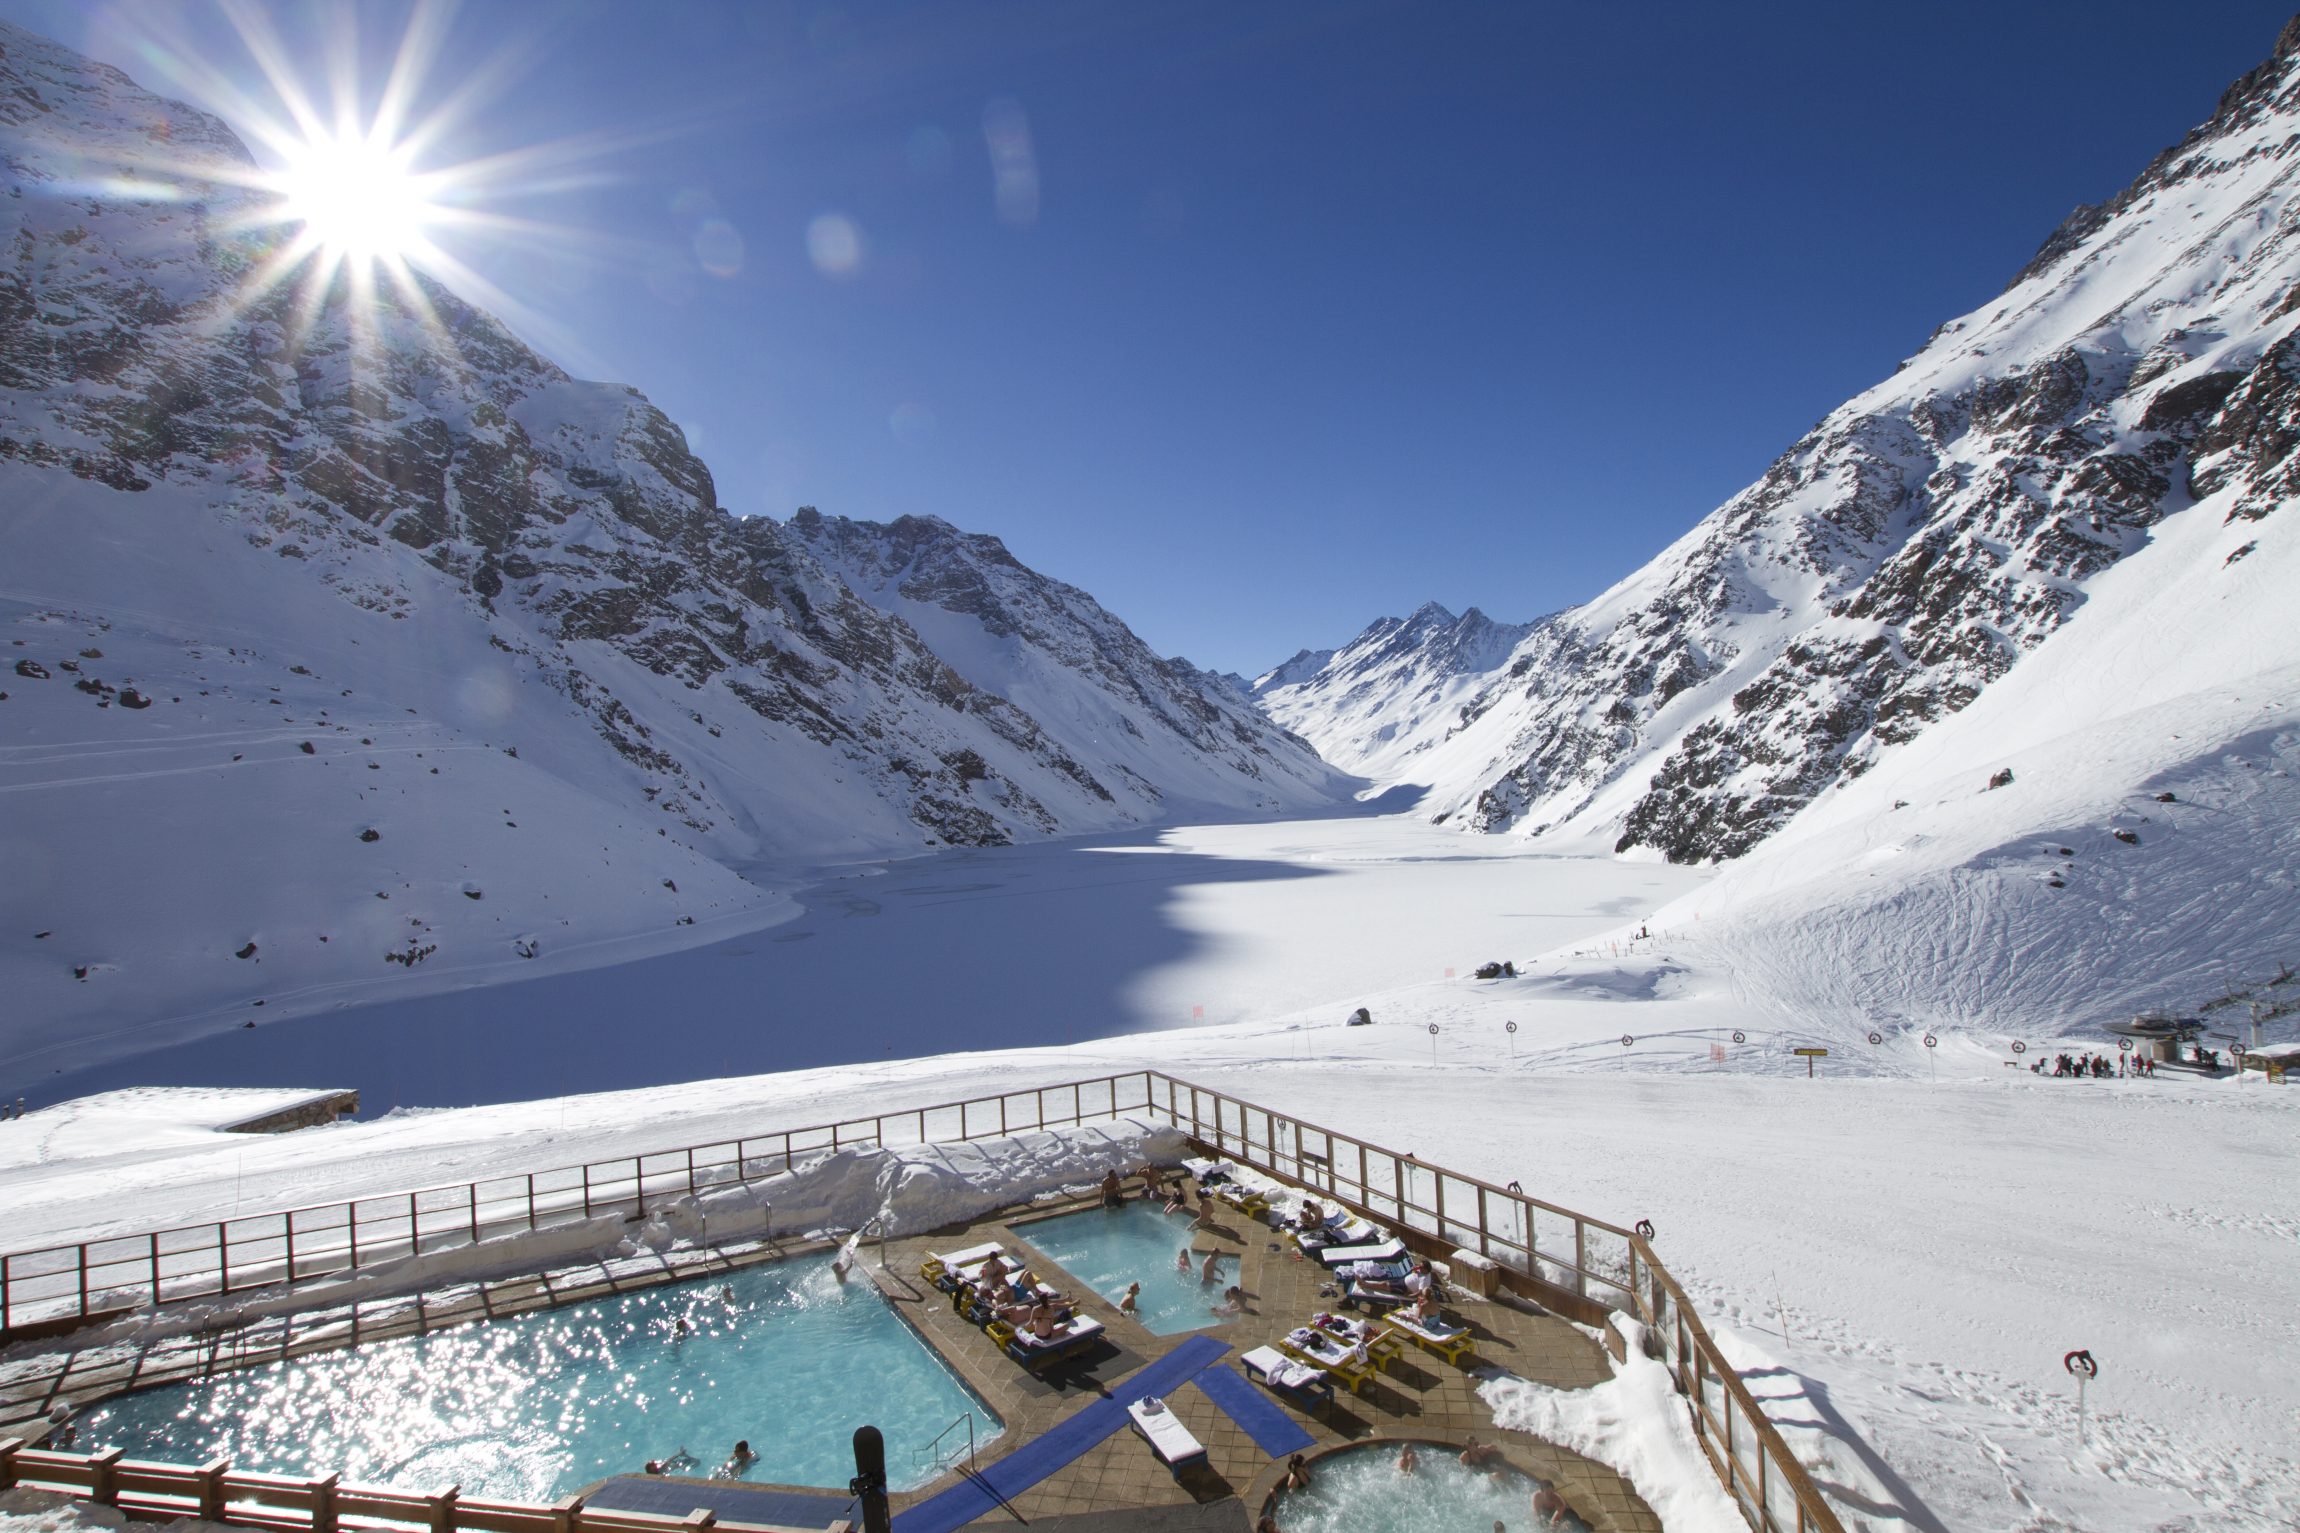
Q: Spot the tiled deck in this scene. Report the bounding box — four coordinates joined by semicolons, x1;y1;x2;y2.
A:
857;1185;1660;1532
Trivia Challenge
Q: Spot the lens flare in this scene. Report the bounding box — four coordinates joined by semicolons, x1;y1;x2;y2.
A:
270;130;443;265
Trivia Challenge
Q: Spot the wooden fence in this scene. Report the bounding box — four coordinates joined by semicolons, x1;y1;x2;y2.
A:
0;1438;837;1533
1;1069;1846;1533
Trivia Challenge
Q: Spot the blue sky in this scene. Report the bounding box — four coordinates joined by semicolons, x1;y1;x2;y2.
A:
8;1;2295;676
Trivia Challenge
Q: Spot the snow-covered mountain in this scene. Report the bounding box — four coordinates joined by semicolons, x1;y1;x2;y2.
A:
783;509;1340;819
0;21;1349;1071
1251;602;1540;783
1332;19;2300;872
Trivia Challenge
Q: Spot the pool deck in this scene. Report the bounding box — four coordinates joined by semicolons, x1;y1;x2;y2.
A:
0;1185;1663;1533
847;1189;1662;1533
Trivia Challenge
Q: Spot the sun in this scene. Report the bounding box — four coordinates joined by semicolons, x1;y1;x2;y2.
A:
269;129;443;268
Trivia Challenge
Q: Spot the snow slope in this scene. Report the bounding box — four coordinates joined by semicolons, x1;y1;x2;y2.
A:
0;21;1349;1079
1308;17;2300;874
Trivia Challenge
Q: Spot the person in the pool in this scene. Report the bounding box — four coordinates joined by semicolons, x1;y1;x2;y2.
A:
1396;1441;1419;1475
1119;1281;1142;1317
1209;1284;1249;1318
1532;1482;1573;1526
1283;1453;1311;1490
1100;1168;1124;1207
1200;1247;1225;1285
1175;1245;1193;1274
715;1441;758;1479
1461;1435;1504;1470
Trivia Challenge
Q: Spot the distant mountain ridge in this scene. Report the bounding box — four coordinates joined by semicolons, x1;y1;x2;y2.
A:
1252;603;1542;783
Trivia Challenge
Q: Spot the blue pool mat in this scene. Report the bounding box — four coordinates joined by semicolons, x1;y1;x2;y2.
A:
891;1333;1230;1533
1189;1363;1315;1458
586;1477;855;1527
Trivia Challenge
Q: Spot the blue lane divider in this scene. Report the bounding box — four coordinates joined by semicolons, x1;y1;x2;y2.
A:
891;1333;1230;1533
1190;1362;1316;1458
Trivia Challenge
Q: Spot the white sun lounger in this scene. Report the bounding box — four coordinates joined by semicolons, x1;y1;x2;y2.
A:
1242;1345;1332;1400
1316;1236;1407;1267
932;1242;1005;1269
1127;1396;1208;1470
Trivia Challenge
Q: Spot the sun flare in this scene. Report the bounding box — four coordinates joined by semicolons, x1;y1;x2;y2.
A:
269;130;442;266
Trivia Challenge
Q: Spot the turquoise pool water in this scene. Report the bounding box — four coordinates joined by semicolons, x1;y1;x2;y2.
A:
1269;1443;1592;1533
81;1256;996;1500
1016;1202;1228;1336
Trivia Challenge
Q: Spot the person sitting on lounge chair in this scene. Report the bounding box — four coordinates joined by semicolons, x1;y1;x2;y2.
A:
1027;1299;1074;1340
1296;1198;1327;1231
977;1252;1012;1285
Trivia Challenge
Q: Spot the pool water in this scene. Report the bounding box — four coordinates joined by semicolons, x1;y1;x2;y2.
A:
1268;1443;1592;1533
81;1256;996;1501
1016;1201;1228;1336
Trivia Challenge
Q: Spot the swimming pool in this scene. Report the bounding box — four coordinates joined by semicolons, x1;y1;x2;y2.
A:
1015;1201;1226;1336
1266;1441;1591;1533
80;1256;997;1501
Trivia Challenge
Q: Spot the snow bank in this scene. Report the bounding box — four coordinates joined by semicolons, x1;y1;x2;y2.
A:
1479;1322;1747;1533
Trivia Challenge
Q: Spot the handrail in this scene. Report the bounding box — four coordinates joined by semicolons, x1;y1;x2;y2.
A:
915;1410;976;1475
1;1068;1852;1533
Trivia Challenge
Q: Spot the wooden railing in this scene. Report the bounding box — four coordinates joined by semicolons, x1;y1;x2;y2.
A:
1;1069;1848;1533
0;1074;1159;1338
1128;1074;1845;1533
0;1438;838;1533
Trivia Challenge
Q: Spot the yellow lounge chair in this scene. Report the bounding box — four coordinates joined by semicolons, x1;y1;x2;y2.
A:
1381;1312;1478;1367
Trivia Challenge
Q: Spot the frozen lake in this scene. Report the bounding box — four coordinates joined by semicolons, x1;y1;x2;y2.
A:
37;815;1704;1109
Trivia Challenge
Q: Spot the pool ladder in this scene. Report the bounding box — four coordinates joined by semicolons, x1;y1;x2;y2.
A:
915;1409;978;1475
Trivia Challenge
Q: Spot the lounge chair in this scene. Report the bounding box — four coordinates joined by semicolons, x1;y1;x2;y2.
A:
923;1242;1004;1290
1381;1310;1478;1367
1276;1326;1376;1395
1241;1345;1335;1408
991;1314;1107;1369
1300;1314;1402;1371
1315;1235;1407;1267
1127;1396;1208;1471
